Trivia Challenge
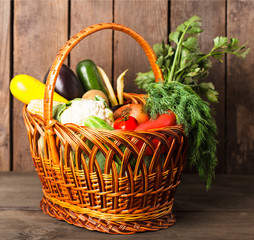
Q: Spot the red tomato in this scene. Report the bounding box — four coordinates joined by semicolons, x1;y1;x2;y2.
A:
114;116;139;130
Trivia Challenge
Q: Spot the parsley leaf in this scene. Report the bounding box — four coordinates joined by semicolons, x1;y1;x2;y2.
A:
135;16;249;104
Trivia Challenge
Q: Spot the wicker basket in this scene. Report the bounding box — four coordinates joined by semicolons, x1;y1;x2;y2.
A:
23;23;187;234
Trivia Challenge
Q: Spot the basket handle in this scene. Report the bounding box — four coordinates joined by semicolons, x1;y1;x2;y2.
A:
44;23;163;124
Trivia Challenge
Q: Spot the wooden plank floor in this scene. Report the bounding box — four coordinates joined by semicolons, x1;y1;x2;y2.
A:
0;172;253;240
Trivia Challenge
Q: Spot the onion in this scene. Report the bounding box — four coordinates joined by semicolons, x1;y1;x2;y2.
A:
113;103;149;124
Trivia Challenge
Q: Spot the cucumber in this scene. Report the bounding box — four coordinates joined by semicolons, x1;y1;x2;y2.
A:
76;59;108;96
84;116;114;130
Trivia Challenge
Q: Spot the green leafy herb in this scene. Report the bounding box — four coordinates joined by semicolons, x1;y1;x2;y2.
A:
145;82;217;189
135;71;155;91
135;15;249;189
136;15;249;104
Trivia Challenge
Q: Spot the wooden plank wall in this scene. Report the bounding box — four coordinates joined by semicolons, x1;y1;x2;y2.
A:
0;0;253;174
0;0;10;171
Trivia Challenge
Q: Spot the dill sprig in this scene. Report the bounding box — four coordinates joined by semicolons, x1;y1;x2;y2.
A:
145;82;217;189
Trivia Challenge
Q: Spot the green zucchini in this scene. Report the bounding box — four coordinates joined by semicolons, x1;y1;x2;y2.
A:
76;59;108;96
84;116;114;130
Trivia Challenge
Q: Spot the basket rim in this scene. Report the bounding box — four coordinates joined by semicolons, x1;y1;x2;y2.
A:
24;105;185;134
43;23;163;125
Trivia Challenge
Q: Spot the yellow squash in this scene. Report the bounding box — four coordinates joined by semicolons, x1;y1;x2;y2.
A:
10;74;68;104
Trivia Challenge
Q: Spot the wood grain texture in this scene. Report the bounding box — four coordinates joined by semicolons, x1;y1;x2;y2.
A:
2;0;254;175
175;174;254;212
70;0;113;80
13;0;68;171
0;173;254;239
0;0;10;171
227;0;254;174
1;172;253;212
0;210;253;240
0;172;41;209
170;0;226;173
114;0;168;93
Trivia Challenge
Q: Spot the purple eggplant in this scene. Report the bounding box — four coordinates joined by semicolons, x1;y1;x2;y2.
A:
44;64;85;100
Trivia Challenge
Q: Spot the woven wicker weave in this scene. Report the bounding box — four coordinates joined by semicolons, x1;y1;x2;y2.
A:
23;23;187;234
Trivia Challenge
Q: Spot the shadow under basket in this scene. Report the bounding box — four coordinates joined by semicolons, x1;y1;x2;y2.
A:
22;23;188;234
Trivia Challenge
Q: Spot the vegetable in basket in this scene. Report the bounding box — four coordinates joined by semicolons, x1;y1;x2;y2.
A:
76;59;108;97
113;103;149;124
43;63;85;100
116;69;128;105
84;116;114;130
135;111;176;131
53;98;114;126
135;111;176;155
10;74;68;104
82;89;109;106
135;15;249;189
27;99;65;117
96;66;119;107
114;115;138;130
53;99;116;171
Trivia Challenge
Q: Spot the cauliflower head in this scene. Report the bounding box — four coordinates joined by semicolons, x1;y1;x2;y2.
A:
60;99;114;126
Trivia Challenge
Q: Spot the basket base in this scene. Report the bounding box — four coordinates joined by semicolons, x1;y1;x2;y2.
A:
39;197;176;234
